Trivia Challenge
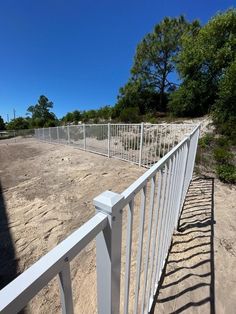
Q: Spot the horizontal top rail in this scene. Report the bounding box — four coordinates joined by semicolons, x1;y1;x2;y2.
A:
121;124;200;204
84;123;108;126
109;123;141;126
0;212;108;314
145;123;198;126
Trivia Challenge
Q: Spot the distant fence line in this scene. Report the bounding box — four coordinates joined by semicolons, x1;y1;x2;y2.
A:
35;123;197;167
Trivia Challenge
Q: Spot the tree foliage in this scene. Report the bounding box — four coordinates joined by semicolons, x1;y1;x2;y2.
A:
213;59;236;141
170;9;236;118
27;95;57;127
0;115;6;130
131;16;200;110
113;79;165;119
7;117;30;130
61;106;113;124
119;107;140;123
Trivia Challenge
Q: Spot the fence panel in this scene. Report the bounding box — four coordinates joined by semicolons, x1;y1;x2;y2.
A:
85;124;108;155
34;123;197;168
109;124;141;164
50;127;58;142
68;125;84;148
58;126;68;144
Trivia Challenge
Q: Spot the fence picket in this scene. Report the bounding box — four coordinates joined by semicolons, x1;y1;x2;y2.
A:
58;262;74;314
124;199;134;314
141;176;156;313
134;185;147;314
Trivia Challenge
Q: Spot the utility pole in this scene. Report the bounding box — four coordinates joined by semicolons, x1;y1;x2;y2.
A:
13;108;16;120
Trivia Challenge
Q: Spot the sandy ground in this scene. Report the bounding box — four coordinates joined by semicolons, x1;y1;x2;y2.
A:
154;177;236;314
0;139;144;313
0;138;235;314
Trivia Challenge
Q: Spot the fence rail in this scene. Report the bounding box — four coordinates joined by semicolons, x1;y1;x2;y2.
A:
0;123;200;314
35;123;197;167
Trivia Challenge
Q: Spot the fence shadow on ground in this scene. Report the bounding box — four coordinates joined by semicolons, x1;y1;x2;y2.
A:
0;181;18;290
151;177;215;314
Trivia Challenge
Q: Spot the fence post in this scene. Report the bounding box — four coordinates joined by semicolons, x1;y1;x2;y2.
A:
139;123;144;167
108;123;111;158
57;126;59;143
67;125;70;145
94;190;124;314
83;124;86;150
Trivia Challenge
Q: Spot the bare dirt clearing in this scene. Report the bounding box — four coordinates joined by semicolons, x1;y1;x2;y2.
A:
0;139;144;313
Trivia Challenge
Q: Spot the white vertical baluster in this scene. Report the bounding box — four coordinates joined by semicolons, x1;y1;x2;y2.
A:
139;123;144;167
134;185;147;314
58;262;74;314
141;175;156;313
124;199;134;314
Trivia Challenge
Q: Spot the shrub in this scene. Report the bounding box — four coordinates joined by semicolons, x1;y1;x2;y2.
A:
198;133;214;148
216;164;236;184
143;113;158;124
213;147;234;164
148;117;158;124
215;136;230;148
119;107;140;123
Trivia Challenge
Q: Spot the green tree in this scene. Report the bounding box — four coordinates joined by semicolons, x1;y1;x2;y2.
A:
7;117;30;130
113;79;162;120
119;107;140;123
73;110;81;123
213;59;236;141
62;112;74;123
170;9;236;117
97;106;112;120
61;110;81;124
131;16;200;110
27;95;57;127
0;115;6;130
80;110;97;122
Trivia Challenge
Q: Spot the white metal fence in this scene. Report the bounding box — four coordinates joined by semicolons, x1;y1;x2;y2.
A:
35;123;196;167
0;124;200;314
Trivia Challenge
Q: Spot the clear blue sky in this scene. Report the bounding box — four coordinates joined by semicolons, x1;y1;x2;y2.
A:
0;0;234;121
